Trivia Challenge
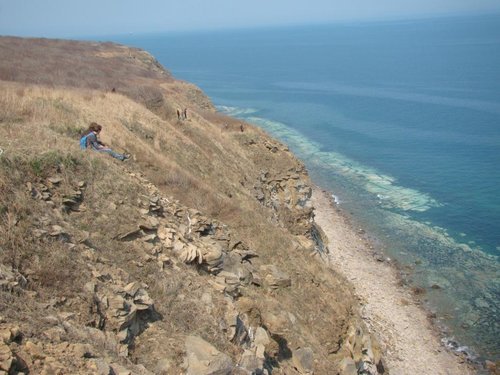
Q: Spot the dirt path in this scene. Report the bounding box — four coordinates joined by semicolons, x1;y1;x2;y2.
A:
312;188;475;375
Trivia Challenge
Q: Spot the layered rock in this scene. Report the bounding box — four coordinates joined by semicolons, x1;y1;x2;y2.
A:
0;37;388;375
253;163;329;258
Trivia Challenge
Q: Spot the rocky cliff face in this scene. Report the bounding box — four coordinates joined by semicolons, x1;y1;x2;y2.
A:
0;37;385;374
252;145;329;258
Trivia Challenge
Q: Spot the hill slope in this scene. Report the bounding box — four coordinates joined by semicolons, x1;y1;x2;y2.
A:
0;37;383;374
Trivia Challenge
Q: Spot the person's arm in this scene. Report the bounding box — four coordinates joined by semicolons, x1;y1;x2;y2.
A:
87;133;103;149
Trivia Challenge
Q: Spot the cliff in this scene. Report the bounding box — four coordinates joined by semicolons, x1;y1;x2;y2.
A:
0;37;383;374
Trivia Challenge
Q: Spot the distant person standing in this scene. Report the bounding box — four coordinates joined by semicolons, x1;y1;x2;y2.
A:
183;108;188;120
80;122;130;161
177;108;181;120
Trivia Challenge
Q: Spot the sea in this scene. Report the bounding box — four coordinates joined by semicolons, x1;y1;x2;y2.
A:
108;14;500;361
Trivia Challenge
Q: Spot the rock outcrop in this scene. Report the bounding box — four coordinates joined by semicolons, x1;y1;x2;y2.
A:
185;335;234;375
0;36;386;375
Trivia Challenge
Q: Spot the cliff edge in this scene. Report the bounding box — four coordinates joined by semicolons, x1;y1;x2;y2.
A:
0;37;383;374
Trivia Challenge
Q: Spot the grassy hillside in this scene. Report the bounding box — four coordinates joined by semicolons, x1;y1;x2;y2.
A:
0;37;383;374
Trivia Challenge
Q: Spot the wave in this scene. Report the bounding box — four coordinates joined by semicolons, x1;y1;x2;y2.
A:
218;104;500;359
216;105;259;117
239;112;442;212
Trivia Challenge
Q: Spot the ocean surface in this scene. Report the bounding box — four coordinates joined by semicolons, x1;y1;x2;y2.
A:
109;14;500;360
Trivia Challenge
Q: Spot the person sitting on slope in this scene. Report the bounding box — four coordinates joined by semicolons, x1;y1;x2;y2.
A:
80;122;130;161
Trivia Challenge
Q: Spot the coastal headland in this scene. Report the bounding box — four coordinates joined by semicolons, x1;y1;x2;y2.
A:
0;37;478;374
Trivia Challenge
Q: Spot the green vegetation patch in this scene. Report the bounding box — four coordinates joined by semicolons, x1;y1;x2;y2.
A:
49;122;85;138
28;151;79;177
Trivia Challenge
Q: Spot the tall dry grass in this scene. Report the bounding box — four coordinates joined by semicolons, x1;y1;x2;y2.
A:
0;38;362;374
1;48;307;246
0;37;172;90
0;72;299;250
0;36;181;122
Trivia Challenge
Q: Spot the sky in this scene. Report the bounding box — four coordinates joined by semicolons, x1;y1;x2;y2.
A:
1;0;500;38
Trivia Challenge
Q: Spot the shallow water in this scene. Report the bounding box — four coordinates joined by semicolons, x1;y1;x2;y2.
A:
111;14;500;360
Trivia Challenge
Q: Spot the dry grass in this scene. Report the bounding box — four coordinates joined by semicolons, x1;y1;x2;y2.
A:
0;36;359;373
0;75;329;289
0;153;90;300
0;36;180;122
0;37;172;90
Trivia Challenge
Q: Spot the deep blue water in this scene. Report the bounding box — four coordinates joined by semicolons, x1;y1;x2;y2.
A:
109;14;500;360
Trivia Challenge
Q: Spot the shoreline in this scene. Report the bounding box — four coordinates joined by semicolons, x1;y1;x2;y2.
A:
311;186;476;375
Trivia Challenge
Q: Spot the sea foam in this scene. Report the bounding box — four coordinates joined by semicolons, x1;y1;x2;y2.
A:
222;107;442;213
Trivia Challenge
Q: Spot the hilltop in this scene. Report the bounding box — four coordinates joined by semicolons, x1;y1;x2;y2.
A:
0;36;385;374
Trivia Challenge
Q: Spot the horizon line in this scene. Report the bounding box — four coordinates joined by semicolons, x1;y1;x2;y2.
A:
2;10;499;41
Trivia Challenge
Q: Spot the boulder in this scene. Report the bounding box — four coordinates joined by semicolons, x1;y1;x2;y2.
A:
0;342;12;372
110;363;132;375
292;347;314;374
40;357;65;374
216;271;241;298
253;327;270;347
90;277;156;353
340;358;358;375
339;358;357;375
185;335;233;375
87;358;112;375
260;265;291;289
238;349;265;374
24;340;45;360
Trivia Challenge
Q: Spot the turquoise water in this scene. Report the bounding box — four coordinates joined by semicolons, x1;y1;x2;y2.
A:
112;14;500;360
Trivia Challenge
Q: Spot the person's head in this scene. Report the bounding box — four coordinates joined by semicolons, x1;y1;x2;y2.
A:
89;122;102;134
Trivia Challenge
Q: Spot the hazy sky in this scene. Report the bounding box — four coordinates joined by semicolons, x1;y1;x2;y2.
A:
1;0;500;38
